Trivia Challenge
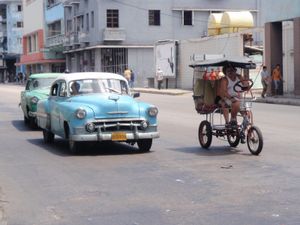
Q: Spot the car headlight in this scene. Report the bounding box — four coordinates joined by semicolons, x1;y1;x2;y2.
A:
75;108;86;119
30;96;39;104
148;107;158;117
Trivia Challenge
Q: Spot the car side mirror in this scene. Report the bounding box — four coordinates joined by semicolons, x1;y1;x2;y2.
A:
133;92;140;98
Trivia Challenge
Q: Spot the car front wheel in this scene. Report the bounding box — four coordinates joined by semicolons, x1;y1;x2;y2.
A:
43;129;54;143
69;140;81;155
137;139;152;152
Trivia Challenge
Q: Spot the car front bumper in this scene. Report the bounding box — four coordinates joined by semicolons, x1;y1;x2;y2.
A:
70;131;160;142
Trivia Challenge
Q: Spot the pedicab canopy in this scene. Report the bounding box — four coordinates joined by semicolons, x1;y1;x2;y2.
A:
189;56;256;69
189;56;256;114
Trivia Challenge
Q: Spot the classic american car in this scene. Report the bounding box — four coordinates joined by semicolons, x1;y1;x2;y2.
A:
36;72;159;153
20;73;62;127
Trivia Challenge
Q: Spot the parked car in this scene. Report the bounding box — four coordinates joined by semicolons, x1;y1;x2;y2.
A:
20;73;62;127
36;72;160;153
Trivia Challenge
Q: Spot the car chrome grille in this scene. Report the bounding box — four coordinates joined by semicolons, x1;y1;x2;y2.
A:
93;119;144;132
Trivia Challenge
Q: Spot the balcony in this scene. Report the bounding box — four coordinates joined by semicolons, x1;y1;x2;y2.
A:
46;34;64;47
103;28;126;41
78;32;89;43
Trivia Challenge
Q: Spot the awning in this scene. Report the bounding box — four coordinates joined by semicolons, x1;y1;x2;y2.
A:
15;59;65;66
63;44;154;53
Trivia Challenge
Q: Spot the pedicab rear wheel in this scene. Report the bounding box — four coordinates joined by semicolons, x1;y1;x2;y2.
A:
198;120;212;149
227;130;240;147
247;126;263;155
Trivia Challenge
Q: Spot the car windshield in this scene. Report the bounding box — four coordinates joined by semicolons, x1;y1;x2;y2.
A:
69;78;129;96
27;78;56;90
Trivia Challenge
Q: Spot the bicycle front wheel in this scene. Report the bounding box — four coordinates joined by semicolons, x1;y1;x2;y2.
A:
247;126;263;155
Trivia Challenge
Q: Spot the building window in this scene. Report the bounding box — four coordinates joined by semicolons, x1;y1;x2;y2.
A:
48;20;61;36
86;13;89;31
17;5;22;12
47;0;58;8
32;34;37;52
76;15;84;32
107;9;119;28
149;10;160;26
183;10;193;25
27;33;38;53
101;48;127;74
91;11;94;28
17;21;23;28
66;19;72;34
27;36;32;52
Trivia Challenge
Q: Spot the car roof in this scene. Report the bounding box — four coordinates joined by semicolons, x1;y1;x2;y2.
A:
55;72;127;83
29;73;63;79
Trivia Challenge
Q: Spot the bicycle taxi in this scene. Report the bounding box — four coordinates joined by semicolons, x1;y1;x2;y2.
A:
189;56;263;155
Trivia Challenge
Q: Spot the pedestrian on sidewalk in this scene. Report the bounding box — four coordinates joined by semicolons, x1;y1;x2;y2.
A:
260;65;270;98
272;64;283;96
156;67;163;90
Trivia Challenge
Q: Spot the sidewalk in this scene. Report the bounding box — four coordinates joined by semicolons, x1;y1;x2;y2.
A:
133;87;300;107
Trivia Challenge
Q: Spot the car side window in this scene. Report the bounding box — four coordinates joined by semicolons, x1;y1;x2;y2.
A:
59;81;67;97
25;80;31;90
51;83;59;96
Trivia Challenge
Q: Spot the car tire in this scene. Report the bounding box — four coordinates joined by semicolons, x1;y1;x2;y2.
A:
137;139;152;152
24;116;29;125
69;140;81;155
29;117;36;129
43;129;54;143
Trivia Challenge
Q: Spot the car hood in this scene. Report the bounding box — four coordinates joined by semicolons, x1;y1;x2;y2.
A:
69;94;141;119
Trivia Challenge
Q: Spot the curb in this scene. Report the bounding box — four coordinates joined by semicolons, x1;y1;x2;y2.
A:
132;88;192;96
255;97;300;106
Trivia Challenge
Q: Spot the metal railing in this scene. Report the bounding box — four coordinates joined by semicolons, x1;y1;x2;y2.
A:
46;34;64;47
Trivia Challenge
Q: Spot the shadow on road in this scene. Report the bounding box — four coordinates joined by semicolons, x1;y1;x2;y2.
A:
11;120;41;132
170;145;252;156
27;138;152;157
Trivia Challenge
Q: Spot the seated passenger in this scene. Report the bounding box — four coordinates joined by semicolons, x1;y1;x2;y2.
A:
70;81;80;95
215;65;243;126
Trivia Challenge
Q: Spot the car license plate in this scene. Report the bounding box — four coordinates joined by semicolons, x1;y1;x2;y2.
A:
111;132;127;141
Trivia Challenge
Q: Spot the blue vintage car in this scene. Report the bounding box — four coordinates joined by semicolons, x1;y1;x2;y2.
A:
36;72;159;153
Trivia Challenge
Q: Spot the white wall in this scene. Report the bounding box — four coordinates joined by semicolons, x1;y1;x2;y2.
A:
22;0;44;34
178;33;244;89
282;21;294;94
128;48;154;87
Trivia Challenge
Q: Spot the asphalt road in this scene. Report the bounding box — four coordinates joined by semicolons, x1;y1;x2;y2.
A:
1;84;300;225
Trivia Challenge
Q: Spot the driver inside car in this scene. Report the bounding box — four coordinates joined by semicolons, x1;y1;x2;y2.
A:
70;81;80;95
216;64;244;127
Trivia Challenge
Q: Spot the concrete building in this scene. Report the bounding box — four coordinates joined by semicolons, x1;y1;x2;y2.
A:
44;0;66;72
18;0;65;76
0;0;23;82
262;0;300;95
63;0;260;87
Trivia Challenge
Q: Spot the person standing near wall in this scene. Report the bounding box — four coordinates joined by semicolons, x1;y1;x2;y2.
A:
272;64;282;96
260;65;271;98
156;67;163;90
124;68;131;86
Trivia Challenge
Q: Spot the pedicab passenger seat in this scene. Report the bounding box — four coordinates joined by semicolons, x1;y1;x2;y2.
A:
189;56;256;115
193;95;218;114
192;69;220;114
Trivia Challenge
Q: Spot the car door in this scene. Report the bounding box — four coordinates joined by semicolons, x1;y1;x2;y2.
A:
49;81;61;133
20;79;31;116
